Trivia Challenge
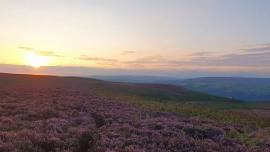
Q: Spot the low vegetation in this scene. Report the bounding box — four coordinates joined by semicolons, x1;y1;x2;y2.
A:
91;78;270;149
0;73;270;151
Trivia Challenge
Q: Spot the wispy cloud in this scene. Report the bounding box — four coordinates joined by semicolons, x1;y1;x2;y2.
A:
17;46;63;57
122;50;136;55
125;55;166;64
17;46;33;51
188;51;214;57
217;51;270;66
122;50;270;71
123;55;172;69
184;51;219;61
79;55;119;63
239;43;270;52
76;45;270;72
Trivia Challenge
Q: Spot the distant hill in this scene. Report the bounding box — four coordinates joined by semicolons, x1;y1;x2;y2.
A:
0;73;233;103
99;82;236;103
91;75;180;83
1;73;268;151
164;77;270;102
92;75;270;102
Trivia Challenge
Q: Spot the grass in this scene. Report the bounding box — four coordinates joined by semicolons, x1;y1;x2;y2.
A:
91;81;270;129
99;91;270;148
226;130;260;148
1;73;270;149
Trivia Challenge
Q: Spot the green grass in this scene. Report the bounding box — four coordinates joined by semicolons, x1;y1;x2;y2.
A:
2;74;270;148
91;78;270;148
89;80;270;129
100;90;270;148
225;129;262;148
131;100;270;128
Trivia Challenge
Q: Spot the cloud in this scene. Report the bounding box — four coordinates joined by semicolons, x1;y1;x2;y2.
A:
217;51;270;66
79;55;119;63
125;55;166;64
239;43;270;52
188;51;214;57
75;46;270;73
17;46;63;57
17;46;33;51
37;51;63;57
122;49;270;71
123;55;172;68
165;51;270;68
77;46;270;72
122;50;136;55
184;51;219;61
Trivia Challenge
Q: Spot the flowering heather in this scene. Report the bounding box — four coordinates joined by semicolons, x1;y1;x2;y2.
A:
0;73;269;152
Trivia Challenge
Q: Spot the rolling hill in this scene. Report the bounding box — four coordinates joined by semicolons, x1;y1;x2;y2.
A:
91;75;177;83
1;73;270;151
94;75;270;102
172;77;270;102
0;73;233;103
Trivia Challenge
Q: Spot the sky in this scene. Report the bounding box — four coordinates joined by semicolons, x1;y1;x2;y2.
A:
0;0;270;77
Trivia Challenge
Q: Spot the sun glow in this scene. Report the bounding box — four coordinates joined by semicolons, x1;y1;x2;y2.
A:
25;53;49;68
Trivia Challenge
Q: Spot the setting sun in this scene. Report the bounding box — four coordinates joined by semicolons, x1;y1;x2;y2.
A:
25;53;49;68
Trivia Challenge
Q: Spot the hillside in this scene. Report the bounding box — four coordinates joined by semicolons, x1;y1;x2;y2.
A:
95;82;237;103
0;73;270;151
175;77;270;102
91;75;176;83
93;75;270;102
0;73;233;103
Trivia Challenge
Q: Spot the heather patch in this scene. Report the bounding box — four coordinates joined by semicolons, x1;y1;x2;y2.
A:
0;74;269;151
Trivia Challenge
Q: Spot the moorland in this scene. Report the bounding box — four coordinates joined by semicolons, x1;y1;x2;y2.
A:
0;73;269;152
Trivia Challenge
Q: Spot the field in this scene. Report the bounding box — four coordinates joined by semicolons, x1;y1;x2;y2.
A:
0;73;270;152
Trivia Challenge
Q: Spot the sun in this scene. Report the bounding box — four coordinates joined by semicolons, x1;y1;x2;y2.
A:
25;52;49;68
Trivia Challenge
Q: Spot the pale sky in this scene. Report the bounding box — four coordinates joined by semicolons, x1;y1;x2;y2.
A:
1;0;270;76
